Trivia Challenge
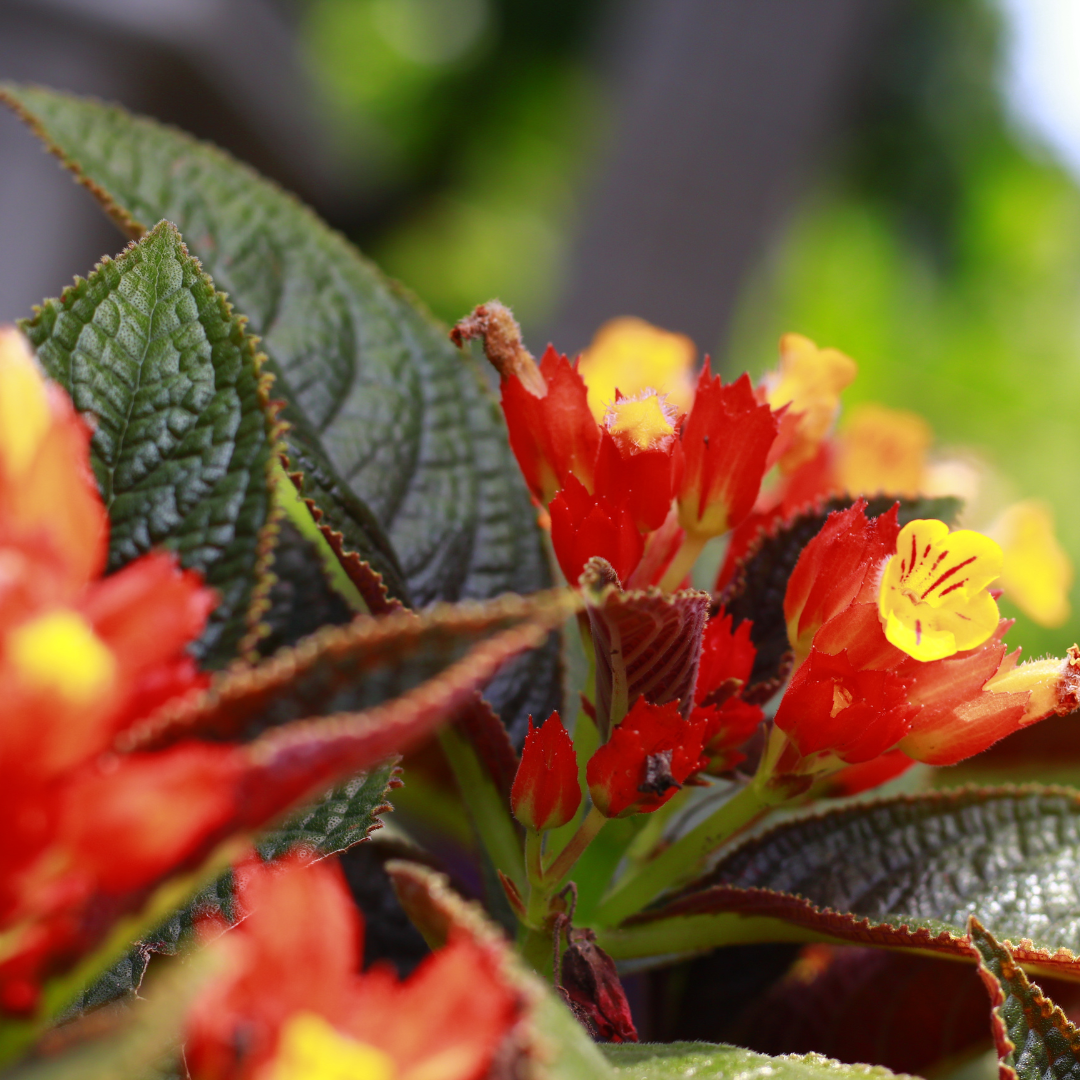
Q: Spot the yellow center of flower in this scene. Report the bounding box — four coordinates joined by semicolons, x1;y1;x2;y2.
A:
272;1012;395;1080
8;609;116;704
878;519;1002;662
578;317;696;421
0;326;51;478
604;392;676;451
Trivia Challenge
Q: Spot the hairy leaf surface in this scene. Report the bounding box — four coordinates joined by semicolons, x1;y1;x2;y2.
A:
972;917;1080;1080
1;83;558;737
21;220;275;665
603;787;1080;981
603;1043;911;1080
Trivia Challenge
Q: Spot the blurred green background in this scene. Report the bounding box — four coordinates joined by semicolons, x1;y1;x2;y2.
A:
298;0;1080;658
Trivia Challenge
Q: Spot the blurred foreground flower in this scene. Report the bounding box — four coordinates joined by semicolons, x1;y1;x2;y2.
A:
185;855;522;1080
0;327;234;1013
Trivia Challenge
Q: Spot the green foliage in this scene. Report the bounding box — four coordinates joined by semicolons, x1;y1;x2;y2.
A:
602;1043;911;1080
972;917;1080;1080
1;83;559;733
20;220;275;667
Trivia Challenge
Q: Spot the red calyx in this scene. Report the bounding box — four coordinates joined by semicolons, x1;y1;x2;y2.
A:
783;501;899;662
558;925;638;1043
773;649;919;764
586;698;709;817
510;712;581;832
500;345;600;506
594;430;674;534
549;474;644;586
674;367;778;539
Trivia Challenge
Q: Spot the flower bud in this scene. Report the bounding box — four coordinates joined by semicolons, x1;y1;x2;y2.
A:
510;712;581;832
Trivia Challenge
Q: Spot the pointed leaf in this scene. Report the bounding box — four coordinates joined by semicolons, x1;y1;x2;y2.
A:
601;1043;913;1080
601;787;1080;981
19;220;276;666
583;557;710;736
0;83;558;737
971;917;1080;1080
721;495;963;699
120;589;578;750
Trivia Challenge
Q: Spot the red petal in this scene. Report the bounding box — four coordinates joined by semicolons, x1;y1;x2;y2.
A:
511;712;581;832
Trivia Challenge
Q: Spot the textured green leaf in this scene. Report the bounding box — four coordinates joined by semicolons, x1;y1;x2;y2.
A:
256;761;399;861
0;83;559;738
19;220;275;666
721;494;963;699
602;1042;911;1080
120;589;578;750
602;787;1080;980
971;917;1080;1080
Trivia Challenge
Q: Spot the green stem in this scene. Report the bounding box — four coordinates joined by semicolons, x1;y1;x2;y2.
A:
658;531;707;592
592;783;768;927
439;726;525;892
544;805;608;886
525;829;544;886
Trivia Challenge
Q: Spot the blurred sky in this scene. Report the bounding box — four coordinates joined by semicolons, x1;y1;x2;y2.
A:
1001;0;1080;178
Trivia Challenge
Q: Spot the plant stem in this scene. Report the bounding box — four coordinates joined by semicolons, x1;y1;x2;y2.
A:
439;726;525;892
544;805;608;886
525;829;544;886
591;783;767;927
658;531;707;592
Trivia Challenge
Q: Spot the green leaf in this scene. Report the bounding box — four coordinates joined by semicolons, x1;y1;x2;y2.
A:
602;1043;912;1080
255;760;399;861
721;494;963;700
120;588;579;750
19;220;275;666
971;916;1080;1080
0;83;558;736
600;786;1080;980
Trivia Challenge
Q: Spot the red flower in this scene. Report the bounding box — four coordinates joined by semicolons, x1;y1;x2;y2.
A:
783;500;898;667
586;698;709;817
695;611;756;706
674;368;778;541
818;750;915;798
511;712;581;832
772;649;919;764
185;855;521;1080
696;697;765;774
549;474;644;585
501;344;601;506
594;429;674;533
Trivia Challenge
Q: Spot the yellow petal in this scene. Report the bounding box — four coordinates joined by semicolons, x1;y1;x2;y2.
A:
0;325;51;478
765;333;857;469
878;519;1002;662
272;1012;396;1080
8;609;116;704
836;403;931;498
577;317;696;421
990;499;1073;627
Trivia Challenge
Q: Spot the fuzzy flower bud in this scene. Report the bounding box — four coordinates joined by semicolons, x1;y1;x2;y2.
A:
511;712;581;832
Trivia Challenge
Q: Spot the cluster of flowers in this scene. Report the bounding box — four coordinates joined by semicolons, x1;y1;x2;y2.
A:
457;306;1080;852
0;327;521;1078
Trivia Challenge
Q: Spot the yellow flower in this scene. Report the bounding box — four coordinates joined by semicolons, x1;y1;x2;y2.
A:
764;333;857;471
878;519;1003;662
577;317;696;421
989;499;1074;627
836;403;931;498
272;1012;395;1080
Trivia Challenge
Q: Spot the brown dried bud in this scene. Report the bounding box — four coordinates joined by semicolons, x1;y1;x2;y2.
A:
450;301;546;397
